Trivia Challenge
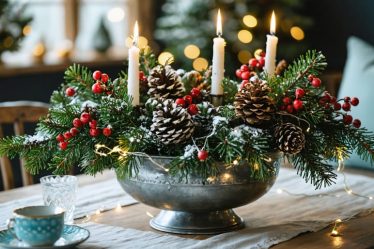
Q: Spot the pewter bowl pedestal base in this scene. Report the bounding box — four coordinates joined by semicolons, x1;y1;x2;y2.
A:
150;209;244;234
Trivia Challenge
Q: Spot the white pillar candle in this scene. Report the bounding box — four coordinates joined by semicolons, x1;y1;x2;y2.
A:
127;21;140;106
264;11;278;77
211;9;225;96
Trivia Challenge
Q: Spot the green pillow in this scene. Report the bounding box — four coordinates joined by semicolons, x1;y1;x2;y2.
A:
338;36;374;169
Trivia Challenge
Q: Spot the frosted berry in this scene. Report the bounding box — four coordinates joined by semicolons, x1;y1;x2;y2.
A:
283;97;292;105
248;58;258;68
344;96;351;102
89;128;100;137
93;70;102;81
286;104;294;113
307;74;315;82
240;65;249;72
342;102;351;111
59;141;68;150
64;131;73;140
175;98;185;107
353;119;361;128
103;127;112;137
73;118;83;128
241;71;250;80
293;99;303;111
56;134;65;142
184;95;193;105
65;87;75;97
350;97;359;106
198;150;208;161
188;104;199;115
311;77;321;87
92;82;104;94
89;120;97;128
343;115;353;125
70;127;79;136
101;73;109;83
235;69;242;78
80;112;91;124
190;88;201;98
334;102;341;111
295;88;305;99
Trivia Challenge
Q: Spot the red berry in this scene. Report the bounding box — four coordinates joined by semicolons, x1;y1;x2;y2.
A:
330;96;337;103
188;104;199;115
283;97;292;105
323;94;331;102
190;88;201;98
240;80;249;89
197;150;208;161
307;74;315;82
175;98;185;107
101;73;109;83
350;97;359;106
93;70;102;80
103;127;112;137
343;115;353;125
279;105;286;111
73;118;83;128
92;82;104;94
241;71;251;80
342;102;351;111
56;134;65;142
184;95;193;105
80;112;91;124
89;120;97;128
64;131;73;140
286;104;294;113
258;57;265;68
240;65;249;72
139;71;145;79
65;87;75;97
260;51;266;57
295;88;305;99
293;99;303;111
334;102;341;110
89;128;100;137
59;141;68;150
353;119;361;128
235;69;243;78
344;96;351;102
70;127;79;136
311;77;321;88
248;58;258;68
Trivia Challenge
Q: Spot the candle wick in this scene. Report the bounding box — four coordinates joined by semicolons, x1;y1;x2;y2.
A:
270;32;275;36
217;33;222;38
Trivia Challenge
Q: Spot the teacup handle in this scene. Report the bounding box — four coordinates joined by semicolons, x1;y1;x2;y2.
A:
6;218;20;241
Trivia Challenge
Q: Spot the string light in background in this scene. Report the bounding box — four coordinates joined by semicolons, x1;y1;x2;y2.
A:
184;44;200;59
107;7;125;23
290;26;305;41
237;30;253;44
158;51;174;65
192;57;208;71
237;50;251;64
243;15;258;28
22;25;32;36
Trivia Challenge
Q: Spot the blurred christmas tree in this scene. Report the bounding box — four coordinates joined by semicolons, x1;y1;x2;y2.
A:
0;0;32;62
155;0;312;74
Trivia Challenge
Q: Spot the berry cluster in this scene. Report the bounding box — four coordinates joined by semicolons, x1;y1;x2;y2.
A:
280;88;306;113
307;74;322;88
56;111;112;150
235;53;266;89
175;87;201;116
92;70;111;95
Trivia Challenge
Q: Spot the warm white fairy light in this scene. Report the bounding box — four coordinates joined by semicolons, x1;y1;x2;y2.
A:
330;218;343;237
146;211;154;218
277;188;283;194
95;209;101;215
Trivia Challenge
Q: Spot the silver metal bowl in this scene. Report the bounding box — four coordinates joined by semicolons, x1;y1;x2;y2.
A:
117;154;281;234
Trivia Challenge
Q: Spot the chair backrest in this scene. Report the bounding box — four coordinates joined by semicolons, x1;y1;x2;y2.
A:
0;101;49;190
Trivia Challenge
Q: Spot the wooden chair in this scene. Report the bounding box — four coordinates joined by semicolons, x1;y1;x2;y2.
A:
0;101;49;190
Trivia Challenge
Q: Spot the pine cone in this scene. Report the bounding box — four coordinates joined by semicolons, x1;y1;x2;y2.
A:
234;80;275;125
151;99;194;145
274;123;305;154
148;65;185;99
275;60;288;75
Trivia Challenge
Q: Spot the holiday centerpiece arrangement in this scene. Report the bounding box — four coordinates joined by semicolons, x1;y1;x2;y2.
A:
1;11;374;234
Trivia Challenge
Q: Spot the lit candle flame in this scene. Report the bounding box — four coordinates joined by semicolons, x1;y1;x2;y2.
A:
133;21;139;47
216;9;222;36
270;11;276;35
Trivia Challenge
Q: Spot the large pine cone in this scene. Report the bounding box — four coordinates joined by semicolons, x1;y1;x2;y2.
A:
234;79;275;125
151;99;194;145
274;123;305;154
147;65;185;99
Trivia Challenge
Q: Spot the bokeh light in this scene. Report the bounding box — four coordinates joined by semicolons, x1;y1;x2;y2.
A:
238;50;252;64
22;25;32;36
290;26;305;41
184;44;200;59
107;7;125;23
138;36;148;49
193;57;208;71
238;30;253;44
158;52;174;65
243;15;257;28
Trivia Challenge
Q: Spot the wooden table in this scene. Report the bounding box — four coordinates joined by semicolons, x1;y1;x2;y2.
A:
1;170;374;249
